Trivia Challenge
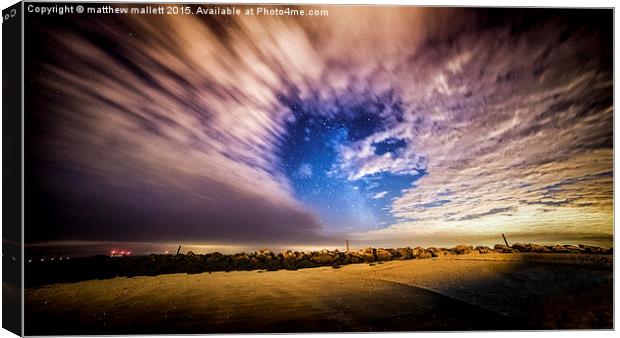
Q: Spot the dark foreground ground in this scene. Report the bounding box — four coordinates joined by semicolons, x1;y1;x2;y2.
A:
25;253;612;334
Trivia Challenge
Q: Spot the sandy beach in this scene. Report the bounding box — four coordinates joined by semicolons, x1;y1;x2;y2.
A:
24;253;612;334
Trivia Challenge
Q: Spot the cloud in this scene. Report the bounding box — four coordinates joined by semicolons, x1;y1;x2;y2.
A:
27;7;612;245
372;191;389;199
28;10;333;243
337;129;427;180
457;207;516;222
339;9;612;241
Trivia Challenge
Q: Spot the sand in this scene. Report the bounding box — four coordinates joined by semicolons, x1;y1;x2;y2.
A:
25;253;613;334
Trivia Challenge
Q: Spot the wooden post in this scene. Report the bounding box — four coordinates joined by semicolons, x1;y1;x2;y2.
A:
502;234;510;247
346;240;349;252
176;245;181;255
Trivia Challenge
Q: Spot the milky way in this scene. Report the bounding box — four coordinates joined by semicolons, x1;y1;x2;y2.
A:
26;7;613;248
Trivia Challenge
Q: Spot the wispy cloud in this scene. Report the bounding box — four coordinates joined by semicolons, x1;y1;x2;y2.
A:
372;191;389;199
28;7;612;245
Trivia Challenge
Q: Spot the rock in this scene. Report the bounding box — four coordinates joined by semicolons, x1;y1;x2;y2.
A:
451;245;473;254
205;253;226;270
528;243;551;253
362;247;376;261
439;248;455;256
333;252;346;263
295;260;316;269
232;254;249;262
396;247;413;259
295;252;309;261
494;244;513;253
346;253;362;263
578;244;603;254
474;246;491;254
426;247;439;257
310;251;335;265
349;249;374;262
375;248;393;261
420;250;433;259
282;250;296;262
386;248;401;259
256;251;273;263
412;247;424;257
510;243;528;252
412;247;432;259
552;245;571;253
563;245;580;252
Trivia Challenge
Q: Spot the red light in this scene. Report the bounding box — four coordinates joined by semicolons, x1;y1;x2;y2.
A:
111;250;116;254
127;251;131;255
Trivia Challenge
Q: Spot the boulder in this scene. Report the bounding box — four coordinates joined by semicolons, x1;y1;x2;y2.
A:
528;243;551;253
205;253;226;270
426;247;440;257
310;251;335;265
362;247;376;261
412;247;432;259
386;248;401;259
282;250;296;262
331;251;344;263
494;244;513;253
510;243;529;252
375;248;393;261
420;250;433;259
256;251;273;263
396;247;413;259
296;260;316;269
295;252;309;261
349;249;374;262
451;245;473;254
552;245;571;253
578;244;603;254
563;245;580;252
439;248;455;256
412;247;424;257
474;246;491;254
232;254;249;262
346;253;364;263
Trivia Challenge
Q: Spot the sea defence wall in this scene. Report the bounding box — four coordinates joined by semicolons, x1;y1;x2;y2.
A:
25;243;612;287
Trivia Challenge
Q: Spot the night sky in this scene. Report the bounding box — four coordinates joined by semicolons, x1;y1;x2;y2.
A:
25;6;613;251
